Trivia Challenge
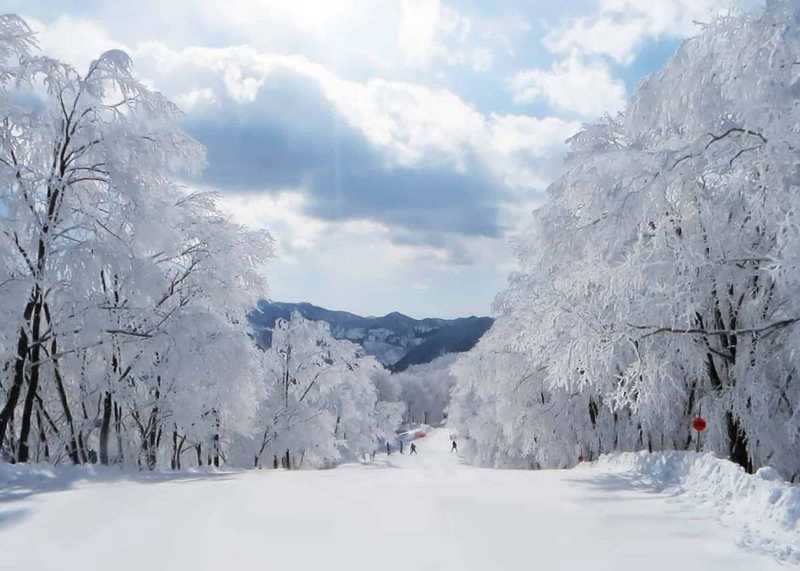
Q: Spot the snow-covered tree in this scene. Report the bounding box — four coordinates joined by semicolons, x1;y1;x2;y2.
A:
450;1;800;480
392;354;456;426
0;15;273;469
252;312;402;469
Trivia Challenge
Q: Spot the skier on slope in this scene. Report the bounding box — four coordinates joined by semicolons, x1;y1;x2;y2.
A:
450;439;457;453
410;442;417;455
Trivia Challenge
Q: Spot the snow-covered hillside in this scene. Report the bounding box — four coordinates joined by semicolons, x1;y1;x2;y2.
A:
1;429;793;570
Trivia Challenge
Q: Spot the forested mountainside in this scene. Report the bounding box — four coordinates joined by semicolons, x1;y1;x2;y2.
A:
249;301;492;371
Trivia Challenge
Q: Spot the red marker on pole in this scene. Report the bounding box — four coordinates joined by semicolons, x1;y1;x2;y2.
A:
692;416;707;452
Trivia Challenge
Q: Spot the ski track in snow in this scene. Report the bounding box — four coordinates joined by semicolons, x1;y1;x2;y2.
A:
0;429;788;571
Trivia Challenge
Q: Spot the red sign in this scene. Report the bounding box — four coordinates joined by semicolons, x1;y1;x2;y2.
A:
692;417;707;432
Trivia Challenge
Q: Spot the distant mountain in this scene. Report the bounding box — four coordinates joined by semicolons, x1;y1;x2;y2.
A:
249;301;493;371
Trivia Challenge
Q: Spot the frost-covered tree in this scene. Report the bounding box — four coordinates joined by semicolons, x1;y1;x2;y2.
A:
253;313;402;469
450;1;800;480
0;15;272;469
392;354;456;426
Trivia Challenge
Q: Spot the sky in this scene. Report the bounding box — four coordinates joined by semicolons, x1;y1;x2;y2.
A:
8;0;757;318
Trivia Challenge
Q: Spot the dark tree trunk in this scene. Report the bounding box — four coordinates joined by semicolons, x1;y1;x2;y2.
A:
171;430;185;470
78;432;89;464
49;334;81;464
212;411;221;467
18;296;44;463
99;391;113;465
726;412;752;473
146;409;159;471
114;402;124;464
0;319;31;456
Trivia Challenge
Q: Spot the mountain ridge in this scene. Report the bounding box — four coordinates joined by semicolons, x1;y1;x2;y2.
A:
248;300;493;371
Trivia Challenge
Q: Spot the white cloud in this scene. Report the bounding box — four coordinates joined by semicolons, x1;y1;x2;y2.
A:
220;192;325;260
31;15;574;209
127;40;570;187
544;0;738;65
174;88;217;111
509;57;626;118
398;0;442;67
26;15;127;72
397;0;495;72
487;114;580;190
202;0;359;38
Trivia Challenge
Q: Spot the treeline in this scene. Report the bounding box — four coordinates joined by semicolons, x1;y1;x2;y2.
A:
449;2;800;481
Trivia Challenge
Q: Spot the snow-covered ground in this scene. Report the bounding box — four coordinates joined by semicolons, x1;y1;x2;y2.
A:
0;429;793;570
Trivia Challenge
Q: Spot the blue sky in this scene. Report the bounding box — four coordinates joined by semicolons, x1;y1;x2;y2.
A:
9;0;754;318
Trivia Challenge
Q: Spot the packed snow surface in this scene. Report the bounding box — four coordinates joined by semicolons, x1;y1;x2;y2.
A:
0;429;792;570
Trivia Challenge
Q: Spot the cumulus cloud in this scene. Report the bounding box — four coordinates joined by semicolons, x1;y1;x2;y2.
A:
26;15;127;72
121;41;574;240
509;57;626;118
543;0;743;65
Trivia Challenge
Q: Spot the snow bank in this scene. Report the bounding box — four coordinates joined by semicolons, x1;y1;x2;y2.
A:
584;451;800;562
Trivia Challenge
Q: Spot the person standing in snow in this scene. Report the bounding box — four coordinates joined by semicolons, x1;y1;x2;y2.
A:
410;443;417;455
450;439;457;453
386;441;391;455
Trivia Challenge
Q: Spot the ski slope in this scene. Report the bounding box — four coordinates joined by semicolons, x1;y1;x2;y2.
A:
0;429;787;570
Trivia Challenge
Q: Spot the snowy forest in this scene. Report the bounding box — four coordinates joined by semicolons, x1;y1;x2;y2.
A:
449;1;800;482
1;0;800;489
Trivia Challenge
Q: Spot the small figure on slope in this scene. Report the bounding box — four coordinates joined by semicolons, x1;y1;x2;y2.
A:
410;442;417;455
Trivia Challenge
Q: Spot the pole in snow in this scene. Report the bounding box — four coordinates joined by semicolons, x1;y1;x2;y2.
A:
692;416;707;452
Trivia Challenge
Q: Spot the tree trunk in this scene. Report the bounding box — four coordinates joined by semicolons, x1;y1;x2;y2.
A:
52;356;81;463
171;430;185;470
146;406;159;471
212;411;221;467
114;402;124;464
98;391;112;465
726;412;752;473
17;295;44;463
0;320;31;457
